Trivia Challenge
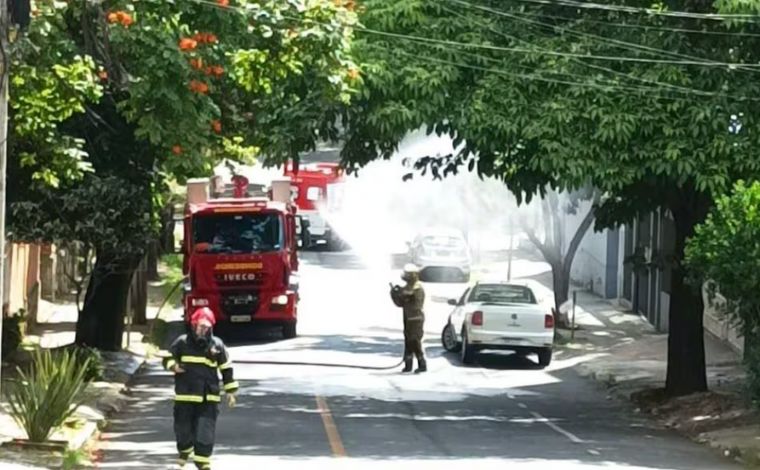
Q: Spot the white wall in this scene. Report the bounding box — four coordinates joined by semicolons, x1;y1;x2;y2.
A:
561;199;614;298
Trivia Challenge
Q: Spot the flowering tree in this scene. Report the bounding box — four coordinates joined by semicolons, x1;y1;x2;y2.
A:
9;0;359;349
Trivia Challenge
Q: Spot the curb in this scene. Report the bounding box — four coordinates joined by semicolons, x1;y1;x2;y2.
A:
71;354;147;450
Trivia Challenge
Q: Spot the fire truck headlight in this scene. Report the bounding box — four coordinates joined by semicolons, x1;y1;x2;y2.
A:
191;298;210;307
272;295;289;306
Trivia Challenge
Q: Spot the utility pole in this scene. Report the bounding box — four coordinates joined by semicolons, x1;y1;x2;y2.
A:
507;215;513;281
0;0;11;391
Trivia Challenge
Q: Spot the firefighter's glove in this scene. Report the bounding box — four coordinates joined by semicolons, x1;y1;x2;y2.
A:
172;364;186;374
226;393;237;409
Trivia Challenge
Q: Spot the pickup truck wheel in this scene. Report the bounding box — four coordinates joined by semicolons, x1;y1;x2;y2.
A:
461;328;477;365
538;348;552;367
282;322;297;339
441;323;461;352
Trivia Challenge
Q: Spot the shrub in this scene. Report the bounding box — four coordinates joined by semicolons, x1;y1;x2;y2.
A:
1;310;26;362
60;345;104;382
5;348;93;442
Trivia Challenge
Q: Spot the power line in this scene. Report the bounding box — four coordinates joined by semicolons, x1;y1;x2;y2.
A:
512;10;760;37
447;0;760;74
438;3;723;97
369;43;756;102
188;0;760;69
356;26;760;68
497;0;760;21
186;0;760;100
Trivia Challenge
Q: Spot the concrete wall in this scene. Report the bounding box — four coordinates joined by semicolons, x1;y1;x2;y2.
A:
702;289;745;355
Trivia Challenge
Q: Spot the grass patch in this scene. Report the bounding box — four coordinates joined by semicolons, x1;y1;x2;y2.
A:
148;254;184;307
145;318;171;351
62;447;90;470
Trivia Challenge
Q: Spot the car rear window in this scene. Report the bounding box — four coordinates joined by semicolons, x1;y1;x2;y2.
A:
469;284;537;304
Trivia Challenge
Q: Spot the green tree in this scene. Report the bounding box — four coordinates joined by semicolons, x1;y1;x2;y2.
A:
341;0;760;395
685;180;760;400
9;0;358;350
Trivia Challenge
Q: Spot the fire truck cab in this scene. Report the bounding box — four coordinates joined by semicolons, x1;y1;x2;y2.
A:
180;176;300;338
283;161;346;250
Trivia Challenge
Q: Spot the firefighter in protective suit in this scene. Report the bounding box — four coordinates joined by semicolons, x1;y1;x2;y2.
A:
163;308;238;470
390;264;427;373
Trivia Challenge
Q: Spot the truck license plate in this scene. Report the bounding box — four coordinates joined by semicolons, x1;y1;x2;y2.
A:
230;315;252;323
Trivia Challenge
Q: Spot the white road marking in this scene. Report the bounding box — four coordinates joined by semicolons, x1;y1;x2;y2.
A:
530;411;585;444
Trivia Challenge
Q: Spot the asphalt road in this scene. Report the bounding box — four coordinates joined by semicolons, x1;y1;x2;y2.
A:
97;251;739;469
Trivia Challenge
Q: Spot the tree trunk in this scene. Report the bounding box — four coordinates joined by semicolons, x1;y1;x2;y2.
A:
133;256;148;325
147;240;159;281
665;191;711;396
76;252;141;351
551;261;570;326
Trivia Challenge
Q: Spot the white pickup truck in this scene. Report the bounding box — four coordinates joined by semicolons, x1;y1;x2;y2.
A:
441;281;555;367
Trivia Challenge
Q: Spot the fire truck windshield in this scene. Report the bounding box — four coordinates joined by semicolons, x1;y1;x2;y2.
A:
193;212;282;254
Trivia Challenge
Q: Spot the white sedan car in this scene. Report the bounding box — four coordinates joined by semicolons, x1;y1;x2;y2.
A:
441;281;555;367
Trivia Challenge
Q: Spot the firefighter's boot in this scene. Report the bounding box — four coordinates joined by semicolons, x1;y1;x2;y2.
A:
401;358;413;373
176;448;193;469
415;358;427;374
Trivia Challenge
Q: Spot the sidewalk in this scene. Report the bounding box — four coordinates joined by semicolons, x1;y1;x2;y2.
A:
544;282;760;467
0;300;159;468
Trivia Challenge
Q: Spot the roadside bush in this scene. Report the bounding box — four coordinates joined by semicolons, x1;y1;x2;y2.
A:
60;345;104;382
685;180;760;403
5;348;93;442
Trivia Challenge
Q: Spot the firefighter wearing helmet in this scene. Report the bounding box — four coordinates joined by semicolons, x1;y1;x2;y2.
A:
163;308;238;469
390;264;427;373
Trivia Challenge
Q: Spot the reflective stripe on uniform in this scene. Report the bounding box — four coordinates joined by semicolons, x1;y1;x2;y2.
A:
223;381;239;391
165;359;177;370
406;316;424;321
175;394;204;403
180;356;218;368
179;446;194;454
219;361;233;370
206;394;221;402
193;455;211;464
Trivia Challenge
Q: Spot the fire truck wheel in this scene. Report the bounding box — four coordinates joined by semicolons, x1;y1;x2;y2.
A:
282;322;297;339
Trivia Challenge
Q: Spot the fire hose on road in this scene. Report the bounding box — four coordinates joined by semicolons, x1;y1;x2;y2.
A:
151;279;407;371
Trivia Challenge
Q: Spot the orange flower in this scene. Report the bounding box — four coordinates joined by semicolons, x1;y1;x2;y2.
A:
189;80;209;94
216;0;230;7
213;66;224;77
179;38;198;51
193;32;206;43
119;13;134;27
172;145;183;155
205;33;218;44
189;58;204;70
107;12;119;23
211;120;222;134
204;66;215;76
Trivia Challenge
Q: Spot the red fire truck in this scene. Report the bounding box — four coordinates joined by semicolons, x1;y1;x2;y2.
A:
283;161;346;250
180;175;301;338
